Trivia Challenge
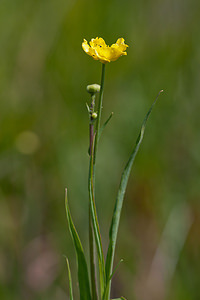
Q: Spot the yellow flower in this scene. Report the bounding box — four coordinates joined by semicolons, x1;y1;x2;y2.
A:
82;37;128;63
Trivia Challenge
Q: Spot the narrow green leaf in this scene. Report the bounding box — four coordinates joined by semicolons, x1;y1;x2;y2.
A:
65;189;91;300
99;112;114;137
65;257;74;300
89;208;98;300
105;90;163;300
109;259;123;281
103;259;123;299
86;102;90;114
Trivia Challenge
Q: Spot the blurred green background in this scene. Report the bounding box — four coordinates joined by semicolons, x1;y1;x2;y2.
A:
0;0;200;299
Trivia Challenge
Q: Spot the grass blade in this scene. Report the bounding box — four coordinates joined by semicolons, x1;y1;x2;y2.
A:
89;208;98;300
103;259;123;299
65;189;91;300
99;112;114;137
105;90;163;300
66;257;74;300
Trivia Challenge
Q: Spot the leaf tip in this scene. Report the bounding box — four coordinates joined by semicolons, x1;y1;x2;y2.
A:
65;188;68;199
65;188;69;212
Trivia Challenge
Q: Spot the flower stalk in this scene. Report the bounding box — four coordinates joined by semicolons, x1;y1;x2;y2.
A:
87;91;99;300
88;63;106;299
89;94;96;156
93;63;106;167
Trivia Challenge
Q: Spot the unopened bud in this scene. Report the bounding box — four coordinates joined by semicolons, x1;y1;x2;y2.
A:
91;112;98;119
87;84;101;94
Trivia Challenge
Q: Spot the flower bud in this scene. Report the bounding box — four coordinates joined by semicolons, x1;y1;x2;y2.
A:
87;84;101;94
91;112;98;119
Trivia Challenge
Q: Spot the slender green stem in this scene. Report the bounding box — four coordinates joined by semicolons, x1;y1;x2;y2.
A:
93;63;106;167
89;94;96;156
88;63;106;300
89;94;98;300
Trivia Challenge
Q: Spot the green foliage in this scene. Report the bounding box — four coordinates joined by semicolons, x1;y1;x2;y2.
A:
66;258;74;300
104;91;162;300
65;189;91;300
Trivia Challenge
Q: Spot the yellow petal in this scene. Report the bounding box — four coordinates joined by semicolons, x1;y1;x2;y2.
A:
116;38;128;50
94;47;111;63
90;37;107;48
111;38;128;54
82;39;98;60
82;39;90;53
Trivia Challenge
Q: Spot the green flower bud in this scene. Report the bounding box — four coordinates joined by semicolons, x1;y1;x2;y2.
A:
91;112;98;119
87;84;101;94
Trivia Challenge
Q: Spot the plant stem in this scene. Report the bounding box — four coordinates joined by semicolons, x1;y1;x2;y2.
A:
93;63;106;167
89;94;98;300
89;94;95;156
88;63;106;299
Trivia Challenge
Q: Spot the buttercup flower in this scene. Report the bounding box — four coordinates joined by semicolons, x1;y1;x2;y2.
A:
82;37;128;63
